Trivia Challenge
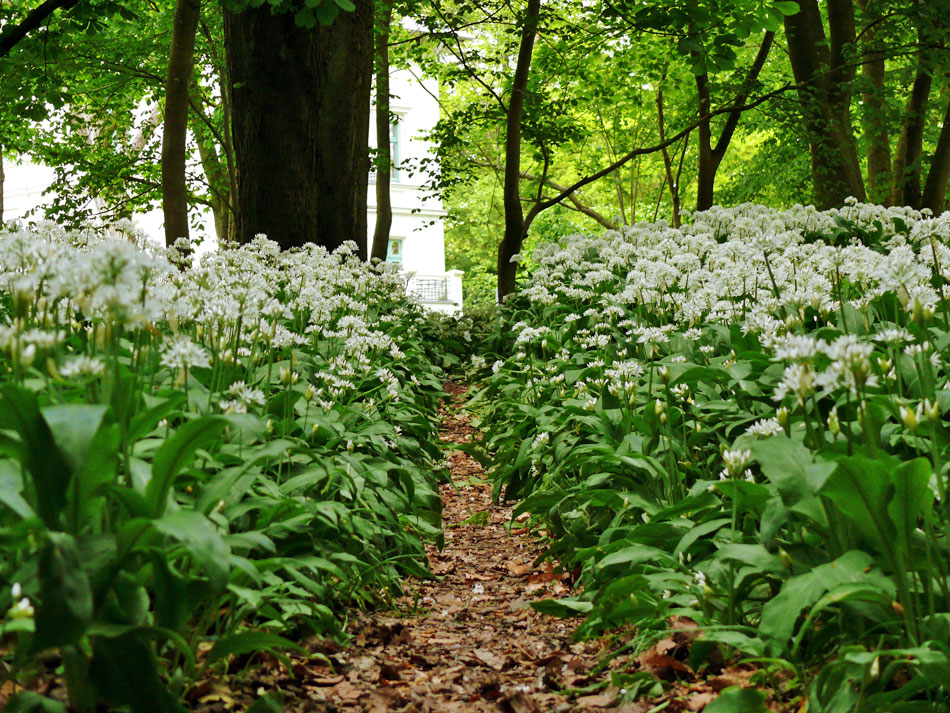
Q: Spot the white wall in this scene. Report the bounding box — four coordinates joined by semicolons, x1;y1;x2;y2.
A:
367;69;447;276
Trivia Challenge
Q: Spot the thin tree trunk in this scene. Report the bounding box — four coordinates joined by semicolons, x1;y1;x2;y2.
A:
162;0;201;246
891;25;934;208
371;0;394;263
656;88;681;226
496;0;541;301
856;0;891;203
695;31;773;211
0;147;4;225
224;1;373;255
695;69;715;212
922;93;950;214
784;0;866;208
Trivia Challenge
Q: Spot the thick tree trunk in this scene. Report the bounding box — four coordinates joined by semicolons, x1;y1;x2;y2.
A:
161;0;201;246
784;0;866;209
496;0;541;301
224;2;373;255
891;26;934;208
922;94;950;215
855;0;891;203
370;0;394;263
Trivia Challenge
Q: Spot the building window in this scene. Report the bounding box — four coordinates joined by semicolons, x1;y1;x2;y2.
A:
389;121;400;183
386;238;403;266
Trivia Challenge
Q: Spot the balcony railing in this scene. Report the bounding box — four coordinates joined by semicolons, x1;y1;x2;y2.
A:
404;270;464;313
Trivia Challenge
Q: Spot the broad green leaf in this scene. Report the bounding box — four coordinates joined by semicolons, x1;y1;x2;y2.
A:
0;385;72;527
674;518;730;557
0;459;35;519
704;686;767;713
759;550;875;649
154;510;231;590
32;532;93;651
888;458;933;557
821;456;895;552
2;692;68;713
127;394;185;442
772;1;800;15
529;598;593;617
146;416;227;516
202;630;307;670
89;632;177;713
41;404;108;478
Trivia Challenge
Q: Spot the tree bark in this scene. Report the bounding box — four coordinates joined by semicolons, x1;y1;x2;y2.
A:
784;0;866;208
855;0;892;203
890;24;934;208
922;93;950;214
370;0;394;263
695;31;773;211
0;147;4;225
224;2;373;255
162;0;201;246
496;0;541;301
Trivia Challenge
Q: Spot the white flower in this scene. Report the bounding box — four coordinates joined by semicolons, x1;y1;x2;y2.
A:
160;335;211;370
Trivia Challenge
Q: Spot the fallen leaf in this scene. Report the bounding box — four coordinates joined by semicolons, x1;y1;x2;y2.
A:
311;675;345;686
507;561;533;576
575;689;617;708
638;652;692;679
499;690;541;713
473;648;508;671
332;680;364;701
687;692;717;710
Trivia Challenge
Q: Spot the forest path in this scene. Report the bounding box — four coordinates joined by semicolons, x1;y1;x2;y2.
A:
284;381;631;712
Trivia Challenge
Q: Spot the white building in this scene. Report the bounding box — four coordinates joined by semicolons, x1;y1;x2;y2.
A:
368;70;462;314
1;69;462;313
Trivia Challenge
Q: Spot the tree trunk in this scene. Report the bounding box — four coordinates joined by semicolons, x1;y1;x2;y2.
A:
656;88;681;227
695;31;773;211
784;0;866;208
161;0;201;246
890;25;934;208
922;93;950;214
695;70;715;212
855;0;891;203
0;147;4;225
224;2;373;256
496;0;541;301
370;0;394;263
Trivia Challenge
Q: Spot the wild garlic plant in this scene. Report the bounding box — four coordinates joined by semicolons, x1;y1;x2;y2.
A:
0;223;447;712
474;201;950;710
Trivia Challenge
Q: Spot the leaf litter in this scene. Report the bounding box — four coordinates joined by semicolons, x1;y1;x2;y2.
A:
188;382;794;712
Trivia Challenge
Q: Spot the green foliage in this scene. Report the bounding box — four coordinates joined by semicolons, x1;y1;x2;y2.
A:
473;201;950;708
0;227;447;709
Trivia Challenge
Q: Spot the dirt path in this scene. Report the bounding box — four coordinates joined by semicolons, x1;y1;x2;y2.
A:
270;382;632;713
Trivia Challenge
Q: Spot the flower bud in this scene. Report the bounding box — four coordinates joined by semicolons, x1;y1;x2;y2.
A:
828;407;840;436
900;404;921;432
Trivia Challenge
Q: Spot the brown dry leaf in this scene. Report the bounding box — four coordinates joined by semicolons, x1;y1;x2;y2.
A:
687;692;717;711
638;652;692;679
499;690;542;713
473;648;507;671
709;671;754;692
575;688;618;708
311;674;345;686
332;680;364;701
507;561;534;576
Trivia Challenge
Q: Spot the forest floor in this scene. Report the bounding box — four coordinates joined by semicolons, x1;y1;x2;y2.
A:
189;382;780;713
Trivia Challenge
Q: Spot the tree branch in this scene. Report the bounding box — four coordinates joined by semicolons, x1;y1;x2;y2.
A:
0;0;79;58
